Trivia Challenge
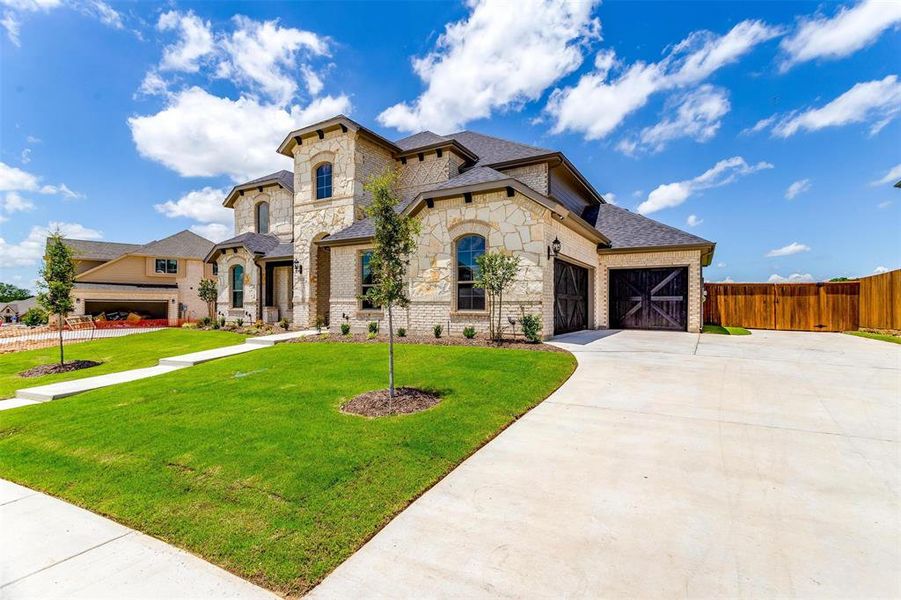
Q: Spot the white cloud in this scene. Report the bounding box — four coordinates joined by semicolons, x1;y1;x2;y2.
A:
157;10;215;73
716;262;727;268
155;186;231;225
547;20;780;140
759;76;901;138
189;223;231;243
1;191;34;213
766;242;810;257
624;85;730;154
638;156;773;214
83;0;123;30
871;163;901;187
877;200;892;209
219;15;329;105
785;178;811;199
873;265;889;275
719;276;734;283
779;0;901;71
0;0;60;46
129;87;350;182
20;148;31;164
602;192;616;205
686;214;703;227
768;273;814;283
0;221;102;267
378;0;601;133
0;162;81;207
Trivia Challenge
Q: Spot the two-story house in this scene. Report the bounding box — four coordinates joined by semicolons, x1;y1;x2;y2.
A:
205;115;714;337
66;230;215;325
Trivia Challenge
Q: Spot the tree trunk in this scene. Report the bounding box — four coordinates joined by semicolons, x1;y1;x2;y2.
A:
387;304;395;407
58;312;64;366
496;289;503;343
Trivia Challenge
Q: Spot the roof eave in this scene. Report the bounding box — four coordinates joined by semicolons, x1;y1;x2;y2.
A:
598;242;716;267
223;179;291;208
395;140;479;165
276;115;402;158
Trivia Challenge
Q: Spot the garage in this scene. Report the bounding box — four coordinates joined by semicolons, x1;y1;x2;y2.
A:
554;259;589;335
84;300;169;320
610;267;688;331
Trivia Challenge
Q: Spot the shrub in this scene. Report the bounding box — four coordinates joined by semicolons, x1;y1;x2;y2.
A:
218;316;226;328
316;317;324;333
211;322;220;330
278;318;289;331
235;318;244;327
199;316;211;327
397;327;406;337
463;326;476;339
181;322;198;329
340;322;351;336
368;321;379;335
433;324;443;338
367;331;377;340
520;312;542;343
21;306;48;327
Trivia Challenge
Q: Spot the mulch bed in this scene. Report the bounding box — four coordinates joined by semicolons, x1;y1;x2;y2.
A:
294;332;566;352
341;387;441;417
19;360;102;378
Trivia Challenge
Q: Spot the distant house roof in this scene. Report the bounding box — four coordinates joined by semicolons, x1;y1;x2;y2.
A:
133;230;214;259
204;232;288;262
0;297;37;314
224;170;294;208
65;230;215;264
65;239;142;261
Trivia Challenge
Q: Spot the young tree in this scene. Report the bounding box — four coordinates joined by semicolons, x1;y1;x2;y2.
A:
198;278;218;319
362;170;420;401
0;282;31;303
38;233;76;366
475;251;520;342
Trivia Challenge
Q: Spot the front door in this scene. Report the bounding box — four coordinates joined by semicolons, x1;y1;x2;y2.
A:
554;260;589;334
609;267;688;330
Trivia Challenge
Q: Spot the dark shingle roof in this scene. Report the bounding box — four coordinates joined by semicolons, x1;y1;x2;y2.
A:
240;170;294;192
594;204;712;249
443;131;553;167
430;166;508;190
264;242;294;259
65;239;142;261
205;232;283;261
394;131;451;151
134;230;214;259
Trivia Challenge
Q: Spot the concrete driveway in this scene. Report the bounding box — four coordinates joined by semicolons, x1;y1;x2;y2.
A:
310;330;900;598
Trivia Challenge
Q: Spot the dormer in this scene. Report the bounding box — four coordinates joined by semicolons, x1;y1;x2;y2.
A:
223;170;294;242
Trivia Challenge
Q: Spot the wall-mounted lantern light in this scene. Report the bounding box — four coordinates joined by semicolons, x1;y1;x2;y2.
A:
294;259;302;275
548;236;561;260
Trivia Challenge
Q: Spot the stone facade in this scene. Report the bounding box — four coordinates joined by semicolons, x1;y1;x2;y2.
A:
215;248;260;323
501;163;549;195
233;187;293;241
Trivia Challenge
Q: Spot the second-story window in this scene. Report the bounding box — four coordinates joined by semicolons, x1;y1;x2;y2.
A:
256;201;269;234
155;258;177;274
316;163;333;199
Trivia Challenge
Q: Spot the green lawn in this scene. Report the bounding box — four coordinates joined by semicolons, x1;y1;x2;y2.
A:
703;324;751;336
845;330;901;345
0;329;246;398
0;342;575;595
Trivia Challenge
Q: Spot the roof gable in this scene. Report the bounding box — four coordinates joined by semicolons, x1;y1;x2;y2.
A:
133;230;215;259
224;170;294;208
64;239;142;262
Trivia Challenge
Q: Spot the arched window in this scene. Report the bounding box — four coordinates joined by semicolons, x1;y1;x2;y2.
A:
255;201;269;234
315;163;333;199
456;235;485;311
231;265;244;308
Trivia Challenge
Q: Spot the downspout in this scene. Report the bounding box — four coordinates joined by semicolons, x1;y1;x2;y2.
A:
256;260;264;323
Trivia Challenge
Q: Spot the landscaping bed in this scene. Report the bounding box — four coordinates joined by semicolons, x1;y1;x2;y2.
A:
0;342;575;595
19;360;101;378
293;332;566;352
342;386;441;417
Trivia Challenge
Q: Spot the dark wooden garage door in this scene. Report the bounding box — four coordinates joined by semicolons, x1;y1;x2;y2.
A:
554;260;588;334
610;267;688;331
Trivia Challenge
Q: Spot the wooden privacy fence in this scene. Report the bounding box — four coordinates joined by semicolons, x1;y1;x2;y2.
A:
704;269;900;332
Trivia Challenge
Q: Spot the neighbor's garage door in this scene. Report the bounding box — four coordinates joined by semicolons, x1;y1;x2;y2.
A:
610;267;688;331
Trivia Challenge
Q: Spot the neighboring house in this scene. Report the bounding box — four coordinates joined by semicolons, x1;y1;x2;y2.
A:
0;297;38;323
207;115;715;336
65;230;215;325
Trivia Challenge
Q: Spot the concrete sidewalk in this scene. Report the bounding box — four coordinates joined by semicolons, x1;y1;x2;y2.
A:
0;479;276;599
2;330;313;407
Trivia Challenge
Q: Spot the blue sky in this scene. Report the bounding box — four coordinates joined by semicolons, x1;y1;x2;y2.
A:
1;0;899;291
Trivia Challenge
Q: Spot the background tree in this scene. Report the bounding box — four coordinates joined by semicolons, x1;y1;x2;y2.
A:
362;171;420;401
475;252;520;342
0;282;31;303
198;278;218;320
37;233;76;366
